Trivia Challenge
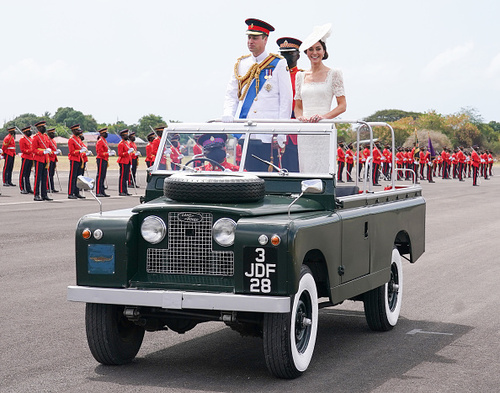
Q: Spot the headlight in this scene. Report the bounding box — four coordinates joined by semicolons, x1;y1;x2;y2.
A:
213;218;236;247
141;216;166;244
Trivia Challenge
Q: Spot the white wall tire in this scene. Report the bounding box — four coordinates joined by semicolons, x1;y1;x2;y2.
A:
363;248;403;331
263;265;318;379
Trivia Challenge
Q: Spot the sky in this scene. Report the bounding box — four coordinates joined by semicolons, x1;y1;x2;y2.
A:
1;0;499;128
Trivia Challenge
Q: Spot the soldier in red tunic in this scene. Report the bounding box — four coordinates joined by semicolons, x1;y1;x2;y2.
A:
145;132;156;168
2;126;17;186
67;124;87;199
31;121;52;201
47;128;61;192
471;146;481;186
277;36;302;172
117;129;132;196
337;142;345;182
95;128;110;197
18;126;33;194
345;143;354;182
128;131;139;187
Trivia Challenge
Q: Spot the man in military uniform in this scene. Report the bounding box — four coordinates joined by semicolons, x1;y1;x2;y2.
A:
68;124;87;199
47;127;61;193
117;129;132;196
145;131;156;168
277;36;302;172
223;18;293;171
128;130;140;187
95;127;110;197
198;133;239;171
2;126;17;186
31;121;53;201
18;126;33;194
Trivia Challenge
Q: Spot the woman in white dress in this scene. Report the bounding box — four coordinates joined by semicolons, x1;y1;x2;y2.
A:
294;23;346;173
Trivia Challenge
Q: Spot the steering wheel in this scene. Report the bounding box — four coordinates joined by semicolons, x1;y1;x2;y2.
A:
182;157;226;171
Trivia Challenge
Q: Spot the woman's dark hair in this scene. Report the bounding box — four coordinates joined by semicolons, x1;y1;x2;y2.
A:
304;40;328;60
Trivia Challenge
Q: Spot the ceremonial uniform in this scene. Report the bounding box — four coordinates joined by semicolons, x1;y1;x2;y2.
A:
471;148;481;186
223;19;292;171
145;141;155;167
277;37;302;172
2;129;16;186
128;132;139;187
345;146;354;182
192;139;203;168
95;128;110;196
372;145;382;186
337;145;345;182
68;125;86;199
117;129;132;195
47;128;60;193
457;149;465;181
169;140;183;170
31;121;52;201
18;129;33;193
79;135;89;177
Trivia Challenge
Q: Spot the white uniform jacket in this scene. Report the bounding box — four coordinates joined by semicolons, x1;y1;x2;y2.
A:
223;51;293;121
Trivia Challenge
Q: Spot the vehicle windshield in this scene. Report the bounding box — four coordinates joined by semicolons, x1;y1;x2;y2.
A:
151;124;337;177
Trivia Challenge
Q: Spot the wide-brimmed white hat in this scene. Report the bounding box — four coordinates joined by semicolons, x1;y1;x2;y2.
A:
299;23;332;52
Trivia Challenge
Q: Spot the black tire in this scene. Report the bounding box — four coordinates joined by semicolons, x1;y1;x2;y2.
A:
163;172;265;203
263;265;318;379
363;248;403;331
85;303;145;365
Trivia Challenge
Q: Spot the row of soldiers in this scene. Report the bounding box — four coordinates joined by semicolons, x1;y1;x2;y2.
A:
1;122;166;200
336;143;495;187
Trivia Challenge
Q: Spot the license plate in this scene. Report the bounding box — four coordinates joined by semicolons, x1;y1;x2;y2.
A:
243;247;277;294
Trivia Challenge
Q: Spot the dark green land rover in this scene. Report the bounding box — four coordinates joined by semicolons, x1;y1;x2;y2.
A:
68;120;425;379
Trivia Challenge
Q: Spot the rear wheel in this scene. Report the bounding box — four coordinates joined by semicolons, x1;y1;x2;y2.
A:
363;248;403;331
263;265;318;379
85;303;145;365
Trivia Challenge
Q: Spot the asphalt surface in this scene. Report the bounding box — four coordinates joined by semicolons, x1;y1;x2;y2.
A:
1;169;499;392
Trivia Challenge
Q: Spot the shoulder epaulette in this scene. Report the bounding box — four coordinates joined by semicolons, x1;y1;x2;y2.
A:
269;53;284;60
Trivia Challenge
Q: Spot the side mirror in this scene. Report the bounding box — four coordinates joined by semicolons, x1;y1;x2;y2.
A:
77;176;95;191
77;175;102;215
288;179;324;219
301;179;324;194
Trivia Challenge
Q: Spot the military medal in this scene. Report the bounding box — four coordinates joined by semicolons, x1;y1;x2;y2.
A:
265;83;272;92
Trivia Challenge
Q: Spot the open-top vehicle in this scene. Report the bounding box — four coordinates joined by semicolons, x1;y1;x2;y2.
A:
68;120;425;379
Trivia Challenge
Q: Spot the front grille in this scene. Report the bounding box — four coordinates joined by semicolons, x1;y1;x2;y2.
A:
146;212;234;276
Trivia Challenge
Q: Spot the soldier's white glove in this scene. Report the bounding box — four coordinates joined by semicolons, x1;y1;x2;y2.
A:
221;115;234;123
86;150;93;156
224;168;232;172
109;150;116;156
165;148;171;155
56;149;62;155
136;151;142;156
44;148;51;154
127;148;134;154
0;148;3;154
481;159;485;163
178;154;184;160
80;147;87;153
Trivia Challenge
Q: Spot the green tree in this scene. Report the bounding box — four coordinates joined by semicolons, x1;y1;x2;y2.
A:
364;109;422;123
53;107;98;132
416;110;445;132
133;114;166;140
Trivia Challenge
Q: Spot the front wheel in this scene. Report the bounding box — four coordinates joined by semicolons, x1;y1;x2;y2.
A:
263;265;318;379
363;248;403;331
85;303;145;365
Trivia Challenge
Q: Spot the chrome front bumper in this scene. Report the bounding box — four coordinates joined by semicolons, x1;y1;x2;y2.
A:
67;285;291;313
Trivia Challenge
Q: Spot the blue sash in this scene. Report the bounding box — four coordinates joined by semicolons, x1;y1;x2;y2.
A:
239;57;280;119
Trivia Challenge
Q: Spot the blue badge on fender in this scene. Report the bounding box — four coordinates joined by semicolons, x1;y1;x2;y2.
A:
88;244;115;274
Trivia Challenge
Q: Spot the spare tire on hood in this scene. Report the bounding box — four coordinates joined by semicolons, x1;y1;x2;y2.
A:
163;172;265;203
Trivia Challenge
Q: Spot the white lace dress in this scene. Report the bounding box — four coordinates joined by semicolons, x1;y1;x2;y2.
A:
295;68;345;173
